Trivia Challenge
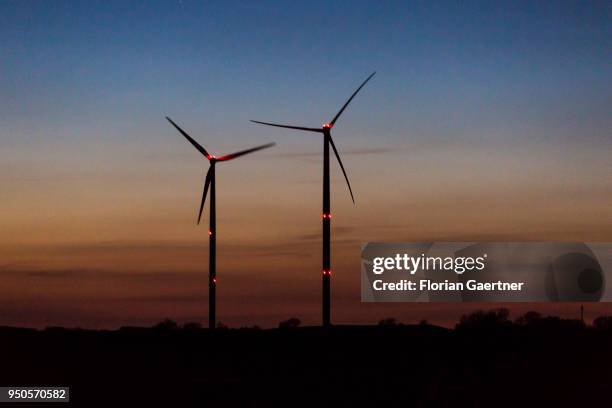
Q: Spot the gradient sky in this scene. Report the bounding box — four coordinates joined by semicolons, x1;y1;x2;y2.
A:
1;1;611;328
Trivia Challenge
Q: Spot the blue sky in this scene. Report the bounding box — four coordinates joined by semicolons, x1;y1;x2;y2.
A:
2;0;610;150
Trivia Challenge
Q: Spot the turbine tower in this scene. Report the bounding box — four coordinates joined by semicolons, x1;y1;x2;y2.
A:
166;116;275;329
251;72;375;327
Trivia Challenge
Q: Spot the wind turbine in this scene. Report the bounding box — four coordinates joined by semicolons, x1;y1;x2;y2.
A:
166;116;275;329
251;72;375;327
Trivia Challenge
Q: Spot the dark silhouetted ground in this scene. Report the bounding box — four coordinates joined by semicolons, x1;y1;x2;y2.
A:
1;318;611;407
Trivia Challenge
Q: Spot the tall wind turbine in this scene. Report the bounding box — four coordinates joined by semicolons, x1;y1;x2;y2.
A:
251;72;375;327
166;116;275;329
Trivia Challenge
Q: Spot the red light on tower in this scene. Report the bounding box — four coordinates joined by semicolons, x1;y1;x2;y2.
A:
166;116;277;330
248;71;375;328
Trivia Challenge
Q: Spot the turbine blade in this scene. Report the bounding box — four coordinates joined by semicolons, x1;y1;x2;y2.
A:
216;142;276;162
250;120;322;133
166;116;211;158
197;167;212;225
329;71;376;127
329;135;355;204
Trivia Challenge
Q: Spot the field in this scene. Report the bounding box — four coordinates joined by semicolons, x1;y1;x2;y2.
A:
1;322;611;407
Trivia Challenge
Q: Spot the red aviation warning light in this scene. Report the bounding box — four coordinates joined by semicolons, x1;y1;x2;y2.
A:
165;116;276;330
248;71;376;327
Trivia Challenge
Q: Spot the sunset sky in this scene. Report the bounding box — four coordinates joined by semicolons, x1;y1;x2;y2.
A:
1;1;611;328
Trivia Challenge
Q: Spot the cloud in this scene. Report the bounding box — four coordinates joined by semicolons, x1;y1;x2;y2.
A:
279;147;400;159
294;226;356;241
0;266;200;282
123;294;203;303
5;233;358;261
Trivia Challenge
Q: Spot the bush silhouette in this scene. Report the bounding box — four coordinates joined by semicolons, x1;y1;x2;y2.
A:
182;322;202;330
154;319;179;330
278;318;301;328
239;325;262;330
593;316;612;330
378;318;398;326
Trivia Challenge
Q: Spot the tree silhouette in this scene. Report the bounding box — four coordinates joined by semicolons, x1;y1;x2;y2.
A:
457;308;511;330
515;311;543;326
